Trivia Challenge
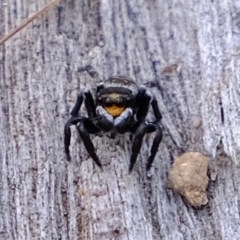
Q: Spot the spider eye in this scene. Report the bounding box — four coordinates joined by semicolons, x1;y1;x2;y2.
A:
116;98;125;107
103;98;113;107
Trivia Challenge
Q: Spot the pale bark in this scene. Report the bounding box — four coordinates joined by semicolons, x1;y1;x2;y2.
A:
1;0;240;239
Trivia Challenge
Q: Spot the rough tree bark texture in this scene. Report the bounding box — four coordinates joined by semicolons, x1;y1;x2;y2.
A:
1;0;240;239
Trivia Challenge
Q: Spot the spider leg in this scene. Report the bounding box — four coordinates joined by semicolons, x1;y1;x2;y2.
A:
64;116;84;160
129;122;148;172
151;97;162;121
146;123;163;171
64;93;84;160
65;90;98;159
64;94;83;161
135;87;151;120
128;88;155;172
128;122;163;172
71;90;97;118
83;90;97;118
144;97;162;170
128;88;163;172
71;94;83;116
135;87;162;122
78;65;99;79
76;118;102;168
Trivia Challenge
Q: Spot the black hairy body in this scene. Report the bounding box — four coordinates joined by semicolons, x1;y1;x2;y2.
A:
64;76;162;172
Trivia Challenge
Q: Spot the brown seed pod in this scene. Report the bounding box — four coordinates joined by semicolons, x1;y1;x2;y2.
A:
168;152;209;207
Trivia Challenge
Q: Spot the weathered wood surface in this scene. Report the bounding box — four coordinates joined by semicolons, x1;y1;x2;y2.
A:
1;0;240;239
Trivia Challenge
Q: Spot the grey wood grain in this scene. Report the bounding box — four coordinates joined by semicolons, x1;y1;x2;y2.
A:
1;0;240;239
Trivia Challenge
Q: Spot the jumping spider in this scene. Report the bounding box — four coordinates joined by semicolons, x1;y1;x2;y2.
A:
64;76;162;172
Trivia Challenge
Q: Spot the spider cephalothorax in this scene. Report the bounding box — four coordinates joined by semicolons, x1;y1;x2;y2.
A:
64;76;163;172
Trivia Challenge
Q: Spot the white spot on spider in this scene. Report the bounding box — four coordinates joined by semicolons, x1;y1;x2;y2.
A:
114;108;133;126
96;106;114;123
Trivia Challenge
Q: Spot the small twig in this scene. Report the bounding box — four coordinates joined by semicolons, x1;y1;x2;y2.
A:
0;0;59;46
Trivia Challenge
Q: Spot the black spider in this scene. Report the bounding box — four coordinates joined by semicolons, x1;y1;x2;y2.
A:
64;76;163;172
